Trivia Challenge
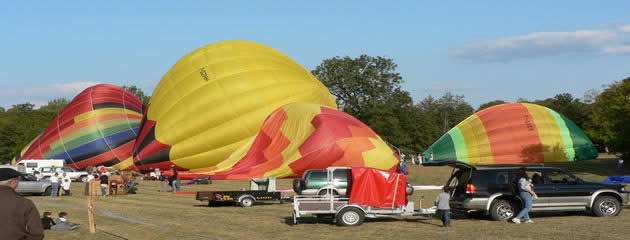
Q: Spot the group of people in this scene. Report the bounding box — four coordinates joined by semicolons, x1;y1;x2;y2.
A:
31;171;72;197
433;167;538;227
41;211;79;231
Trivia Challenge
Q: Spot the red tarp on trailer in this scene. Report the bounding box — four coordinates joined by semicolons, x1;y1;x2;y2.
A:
348;167;407;208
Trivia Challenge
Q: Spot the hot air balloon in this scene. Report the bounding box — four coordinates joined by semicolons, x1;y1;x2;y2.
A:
423;103;598;164
16;84;143;169
179;102;400;180
128;40;337;171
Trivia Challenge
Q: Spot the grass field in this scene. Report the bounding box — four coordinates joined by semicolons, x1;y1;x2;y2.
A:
31;155;629;240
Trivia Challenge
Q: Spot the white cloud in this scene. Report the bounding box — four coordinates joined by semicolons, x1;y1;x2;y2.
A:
0;81;100;109
450;27;630;62
601;45;630;55
621;24;630;32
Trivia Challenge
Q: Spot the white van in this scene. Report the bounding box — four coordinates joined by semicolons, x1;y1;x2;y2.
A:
16;159;65;174
0;164;27;173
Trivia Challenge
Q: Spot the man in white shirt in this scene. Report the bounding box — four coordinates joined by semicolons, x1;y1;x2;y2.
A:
61;173;72;196
49;173;60;197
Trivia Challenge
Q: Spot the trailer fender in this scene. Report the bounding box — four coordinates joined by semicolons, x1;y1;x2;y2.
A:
336;205;366;215
238;194;256;203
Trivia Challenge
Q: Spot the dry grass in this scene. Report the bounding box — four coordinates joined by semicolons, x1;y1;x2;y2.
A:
31;155;629;240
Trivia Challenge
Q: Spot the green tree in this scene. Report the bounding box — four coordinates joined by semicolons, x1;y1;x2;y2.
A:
0;106;5;113
39;98;70;114
312;55;422;152
477;100;506;112
122;85;151;106
586;77;630;158
0;103;56;162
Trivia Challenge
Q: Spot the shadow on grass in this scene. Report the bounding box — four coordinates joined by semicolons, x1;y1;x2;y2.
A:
192;201;278;208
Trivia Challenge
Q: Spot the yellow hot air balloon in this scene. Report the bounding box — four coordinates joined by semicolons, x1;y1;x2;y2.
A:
131;40;337;171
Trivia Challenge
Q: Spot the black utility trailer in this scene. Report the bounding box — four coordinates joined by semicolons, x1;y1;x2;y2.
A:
195;177;285;207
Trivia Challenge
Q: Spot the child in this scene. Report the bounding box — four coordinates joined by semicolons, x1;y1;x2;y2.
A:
51;212;79;231
41;212;56;230
434;186;451;227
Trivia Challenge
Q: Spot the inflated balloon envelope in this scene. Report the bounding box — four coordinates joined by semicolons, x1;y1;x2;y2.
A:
423;103;598;164
125;40;338;171
179;102;400;180
16;84;144;169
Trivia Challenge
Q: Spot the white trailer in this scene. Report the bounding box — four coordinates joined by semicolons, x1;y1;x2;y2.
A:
292;167;436;226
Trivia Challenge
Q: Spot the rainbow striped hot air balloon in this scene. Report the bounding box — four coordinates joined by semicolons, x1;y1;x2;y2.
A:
16;84;143;169
423;103;598;164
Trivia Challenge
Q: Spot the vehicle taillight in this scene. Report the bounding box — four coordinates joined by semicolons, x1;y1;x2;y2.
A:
303;180;307;185
466;184;476;194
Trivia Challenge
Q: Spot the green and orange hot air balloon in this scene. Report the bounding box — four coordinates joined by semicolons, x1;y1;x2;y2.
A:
423;103;598;164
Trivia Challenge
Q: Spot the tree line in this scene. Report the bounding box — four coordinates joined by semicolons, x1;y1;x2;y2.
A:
1;56;628;163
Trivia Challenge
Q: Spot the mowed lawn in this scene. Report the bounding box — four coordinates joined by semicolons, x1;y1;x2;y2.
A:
31;155;629;240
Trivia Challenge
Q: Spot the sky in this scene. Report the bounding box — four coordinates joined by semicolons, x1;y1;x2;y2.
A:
0;1;629;110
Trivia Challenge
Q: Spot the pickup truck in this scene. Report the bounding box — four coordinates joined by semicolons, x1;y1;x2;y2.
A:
40;167;90;182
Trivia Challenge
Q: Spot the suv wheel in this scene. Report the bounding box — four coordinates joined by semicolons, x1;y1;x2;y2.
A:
292;178;304;194
490;199;517;221
336;207;365;226
592;196;621;217
318;189;338;196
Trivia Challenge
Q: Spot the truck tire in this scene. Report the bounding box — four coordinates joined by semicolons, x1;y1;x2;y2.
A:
592;196;621;217
489;199;517;221
239;196;254;207
336;207;365;226
292;178;303;194
80;175;88;182
43;186;52;196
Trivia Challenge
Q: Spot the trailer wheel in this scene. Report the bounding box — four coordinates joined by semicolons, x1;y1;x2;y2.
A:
336;207;365;226
239;196;254;207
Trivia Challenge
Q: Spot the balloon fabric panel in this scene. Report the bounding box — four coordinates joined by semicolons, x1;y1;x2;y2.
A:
132;40;337;171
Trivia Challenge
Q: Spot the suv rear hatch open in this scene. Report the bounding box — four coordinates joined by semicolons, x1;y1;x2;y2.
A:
423;160;476;201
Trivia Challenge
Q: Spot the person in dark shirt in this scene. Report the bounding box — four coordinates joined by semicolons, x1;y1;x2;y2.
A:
170;165;179;192
99;174;109;196
41;212;55;230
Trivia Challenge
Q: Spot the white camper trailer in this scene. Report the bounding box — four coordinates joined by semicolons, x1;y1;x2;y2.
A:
16;159;65;174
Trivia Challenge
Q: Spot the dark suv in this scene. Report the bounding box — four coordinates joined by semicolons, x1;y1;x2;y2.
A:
424;160;629;221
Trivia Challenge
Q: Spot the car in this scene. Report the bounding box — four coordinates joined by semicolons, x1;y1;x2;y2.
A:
15;173;54;196
40;167;90;182
292;168;414;196
424;160;630;221
293;168;351;195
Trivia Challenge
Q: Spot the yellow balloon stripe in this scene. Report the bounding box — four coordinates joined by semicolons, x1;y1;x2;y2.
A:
524;104;567;162
458;114;493;164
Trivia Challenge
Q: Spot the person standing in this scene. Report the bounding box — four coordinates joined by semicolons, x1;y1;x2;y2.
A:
61;173;72;196
0;168;45;240
99;174;109;196
512;167;537;224
34;171;43;182
170;165;179;192
617;158;624;171
49;173;60;197
434;186;451;227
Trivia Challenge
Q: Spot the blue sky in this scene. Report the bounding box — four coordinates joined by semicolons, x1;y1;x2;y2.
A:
1;1;628;109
